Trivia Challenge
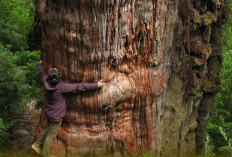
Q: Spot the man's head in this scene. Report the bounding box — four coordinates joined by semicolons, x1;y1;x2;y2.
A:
48;68;60;85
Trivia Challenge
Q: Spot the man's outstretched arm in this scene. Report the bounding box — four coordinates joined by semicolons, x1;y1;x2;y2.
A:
60;80;105;93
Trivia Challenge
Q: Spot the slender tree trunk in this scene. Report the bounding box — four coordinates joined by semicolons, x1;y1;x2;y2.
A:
34;0;227;156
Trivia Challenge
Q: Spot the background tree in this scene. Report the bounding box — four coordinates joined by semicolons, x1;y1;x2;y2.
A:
34;0;227;156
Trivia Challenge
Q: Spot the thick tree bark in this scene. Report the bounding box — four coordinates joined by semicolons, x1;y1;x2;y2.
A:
34;0;227;156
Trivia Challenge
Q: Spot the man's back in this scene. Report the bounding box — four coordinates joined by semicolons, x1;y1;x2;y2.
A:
37;63;98;120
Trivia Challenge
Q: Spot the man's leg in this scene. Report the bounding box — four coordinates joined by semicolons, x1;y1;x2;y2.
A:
32;120;49;153
42;120;62;156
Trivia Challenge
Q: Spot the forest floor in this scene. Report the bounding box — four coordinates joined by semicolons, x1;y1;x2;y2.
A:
1;101;41;157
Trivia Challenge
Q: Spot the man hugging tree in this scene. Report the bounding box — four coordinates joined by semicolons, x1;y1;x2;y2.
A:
31;60;105;156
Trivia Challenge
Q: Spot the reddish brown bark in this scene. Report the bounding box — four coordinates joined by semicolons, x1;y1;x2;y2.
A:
34;0;227;156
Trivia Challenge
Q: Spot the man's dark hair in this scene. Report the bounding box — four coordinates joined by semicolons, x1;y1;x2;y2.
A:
48;68;60;85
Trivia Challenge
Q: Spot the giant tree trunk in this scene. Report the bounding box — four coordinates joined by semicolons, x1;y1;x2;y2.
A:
34;0;227;156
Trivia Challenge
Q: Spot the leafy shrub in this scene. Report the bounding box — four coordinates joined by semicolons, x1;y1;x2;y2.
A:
0;46;25;122
217;146;232;156
207;51;232;151
0;118;10;148
0;0;35;51
14;50;42;107
0;45;41;146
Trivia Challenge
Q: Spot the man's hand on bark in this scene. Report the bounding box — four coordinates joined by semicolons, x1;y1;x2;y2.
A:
98;79;105;88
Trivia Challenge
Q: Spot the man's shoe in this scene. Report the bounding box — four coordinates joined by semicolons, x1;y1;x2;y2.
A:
31;144;42;154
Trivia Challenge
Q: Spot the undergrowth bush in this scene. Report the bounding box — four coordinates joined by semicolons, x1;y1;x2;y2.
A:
0;118;11;149
0;47;41;147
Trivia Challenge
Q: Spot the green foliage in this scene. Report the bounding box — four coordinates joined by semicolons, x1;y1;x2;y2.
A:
223;0;232;51
0;0;35;51
0;45;25;122
207;92;232;147
14;50;42;99
206;0;232;154
0;0;42;147
206;47;232;152
217;146;232;156
0;118;10;148
0;45;41;147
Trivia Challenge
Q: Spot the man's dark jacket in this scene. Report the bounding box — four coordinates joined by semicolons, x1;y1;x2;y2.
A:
37;63;98;120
